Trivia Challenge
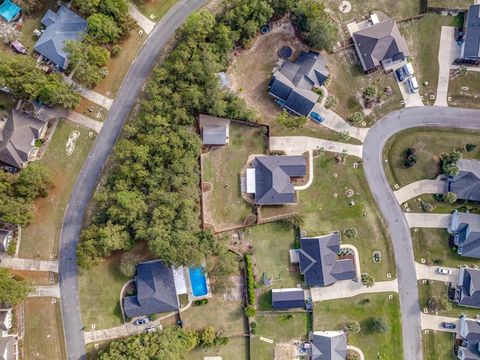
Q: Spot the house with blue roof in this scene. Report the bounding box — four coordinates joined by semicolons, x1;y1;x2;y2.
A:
268;51;329;116
460;5;480;61
0;0;21;22
33;6;87;70
449;211;480;259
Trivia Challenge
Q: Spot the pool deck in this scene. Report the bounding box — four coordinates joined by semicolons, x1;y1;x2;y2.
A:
184;266;212;302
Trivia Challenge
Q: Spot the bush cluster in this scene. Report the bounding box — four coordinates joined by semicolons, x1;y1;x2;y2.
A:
245;254;256;305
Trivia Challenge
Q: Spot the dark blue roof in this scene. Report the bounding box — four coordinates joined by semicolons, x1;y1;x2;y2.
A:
458;268;480;308
284;90;316;116
269;77;292;102
448;171;480;202
463;5;480;60
271;289;305;309
123;260;179;318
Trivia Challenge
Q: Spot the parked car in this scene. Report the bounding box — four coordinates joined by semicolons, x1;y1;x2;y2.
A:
437;268;452;275
309;111;324;123
441;322;456;329
134;318;150;326
408;76;419;93
395;67;406;81
403;62;414;76
145;326;157;333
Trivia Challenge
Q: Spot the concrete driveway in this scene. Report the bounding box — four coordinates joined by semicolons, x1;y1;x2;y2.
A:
269;136;363;158
394;179;447;204
421;313;460;333
434;26;460;107
404;213;451;228
394;67;424;107
310;279;398;302
0;257;58;272
29;285;60;298
415;263;459;283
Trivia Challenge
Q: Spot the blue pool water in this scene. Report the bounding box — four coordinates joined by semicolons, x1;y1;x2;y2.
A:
0;0;21;22
189;267;208;297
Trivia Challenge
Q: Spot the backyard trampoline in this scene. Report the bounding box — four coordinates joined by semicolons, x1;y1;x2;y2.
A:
0;0;21;22
278;45;293;59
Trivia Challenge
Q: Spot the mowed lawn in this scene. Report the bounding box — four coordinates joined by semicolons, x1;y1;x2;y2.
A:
202;123;266;231
400;14;461;105
186;336;249;360
19;120;95;260
24;297;66;360
448;71;480;110
418;280;480;318
132;0;178;21
423;332;456;360
313;293;403;360
324;0;420;21
384;128;480;188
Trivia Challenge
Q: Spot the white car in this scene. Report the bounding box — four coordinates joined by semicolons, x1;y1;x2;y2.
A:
403;62;414;76
408;76;419;93
437;268;452;275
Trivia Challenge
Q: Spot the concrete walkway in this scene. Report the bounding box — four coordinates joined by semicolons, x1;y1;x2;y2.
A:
434;27;459;107
347;345;365;360
420;313;460;334
404;213;450;228
415;263;459;283
310;279;398;302
394;179;447;204
340;244;361;281
270;136;363;158
128;3;155;34
67;111;103;133
0;257;58;272
29;285;60;298
294;150;314;190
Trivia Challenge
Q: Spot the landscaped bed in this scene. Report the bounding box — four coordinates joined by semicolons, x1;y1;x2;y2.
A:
423;331;456;360
448;71;480;110
313;293;403;360
19;120;95;260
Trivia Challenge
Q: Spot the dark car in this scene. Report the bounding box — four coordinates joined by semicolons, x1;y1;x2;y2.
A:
395;68;406;81
441;322;456;329
134;318;150;326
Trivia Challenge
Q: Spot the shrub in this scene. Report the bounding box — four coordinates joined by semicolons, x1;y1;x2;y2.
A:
244;305;256;318
361;273;375;287
276;111;307;129
363;85;378;98
370;317;388;333
465;143;477;152
443;192;457;204
148;313;157;321
245;254;256;305
111;44;122;57
341;320;361;335
348;112;364;125
344;227;358;239
421;200;434;213
325;95;338;109
404;148;417;168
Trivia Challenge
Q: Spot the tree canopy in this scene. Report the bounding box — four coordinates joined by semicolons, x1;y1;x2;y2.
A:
87;13;122;44
0;268;31;306
65;41;110;88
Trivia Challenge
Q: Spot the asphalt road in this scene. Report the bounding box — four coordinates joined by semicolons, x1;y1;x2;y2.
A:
58;1;208;359
363;106;480;360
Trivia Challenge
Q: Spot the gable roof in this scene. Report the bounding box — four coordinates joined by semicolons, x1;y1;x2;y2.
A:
271;288;305;309
123;260;179;318
269;51;329;116
459;317;480;360
311;331;347;360
462;5;480;60
352;19;410;72
0;336;15;360
253;156;306;205
457;267;480;308
0;110;47;168
448;171;480;202
299;233;355;287
33;6;87;69
203;125;227;145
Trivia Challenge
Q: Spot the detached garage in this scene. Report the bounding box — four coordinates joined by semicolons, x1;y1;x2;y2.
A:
271;288;305;309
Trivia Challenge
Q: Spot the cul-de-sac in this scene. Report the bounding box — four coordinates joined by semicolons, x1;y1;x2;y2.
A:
1;0;480;359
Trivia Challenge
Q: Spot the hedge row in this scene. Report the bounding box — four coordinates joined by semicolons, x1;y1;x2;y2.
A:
245;254;255;305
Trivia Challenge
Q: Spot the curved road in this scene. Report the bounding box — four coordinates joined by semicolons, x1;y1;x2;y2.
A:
363;106;480;360
58;1;208;359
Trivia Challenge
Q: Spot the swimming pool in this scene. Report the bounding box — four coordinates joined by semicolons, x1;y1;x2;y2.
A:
0;0;21;22
189;267;208;297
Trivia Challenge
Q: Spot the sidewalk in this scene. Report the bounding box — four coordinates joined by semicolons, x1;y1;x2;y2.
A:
29;285;60;298
0;257;58;272
270;136;363;158
434;27;459;107
394;179;447;204
310;279;398;302
128;3;155;34
404;213;450;228
420;313;459;333
415;263;458;283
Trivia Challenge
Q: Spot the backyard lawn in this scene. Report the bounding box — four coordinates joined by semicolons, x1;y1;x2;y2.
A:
400;14;462;105
132;0;178;21
19;120;95;260
313;293;403;360
202;122;267;231
384;128;480;188
448;71;480;110
428;0;473;8
186;336;249;360
418;280;480;318
24;297;66;360
423;332;456;360
324;0;420;21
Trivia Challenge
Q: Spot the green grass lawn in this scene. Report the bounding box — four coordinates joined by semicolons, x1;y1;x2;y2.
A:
24;297;66;360
400;14;462;105
384;128;480;188
19;120;95;260
324;0;420;21
418;280;480;318
448;71;480;110
132;0;178;21
250;313;312;360
404;194;480;215
202;123;267;231
313;293;403;360
423;332;456;360
186;336;249;360
428;0;472;8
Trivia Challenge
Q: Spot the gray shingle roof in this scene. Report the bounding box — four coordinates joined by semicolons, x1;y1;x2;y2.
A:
459;317;480;360
352;19;410;72
311;331;347;360
271;288;305;309
457;267;480;308
253;156;306;205
202;125;227;145
123;260;179;318
269;51;329;116
448;171;480;202
33;6;87;69
462;5;480;60
299;233;355;287
0;110;47;168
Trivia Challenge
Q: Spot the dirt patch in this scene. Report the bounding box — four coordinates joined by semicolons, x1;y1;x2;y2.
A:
274;341;298;360
228;19;309;123
223;275;243;302
11;270;56;286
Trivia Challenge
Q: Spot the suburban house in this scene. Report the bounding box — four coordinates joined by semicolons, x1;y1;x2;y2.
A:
0;229;12;253
0;309;12;336
123;260;184;319
199;114;230;146
0;0;21;22
455;267;480;308
33;6;87;70
457;317;480;360
351;17;410;73
245;155;307;205
268;51;329;116
291;233;356;287
449;211;480;258
271;288;305;309
460;4;480;62
0;109;48;169
0;336;16;360
309;330;347;360
448;171;480;202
